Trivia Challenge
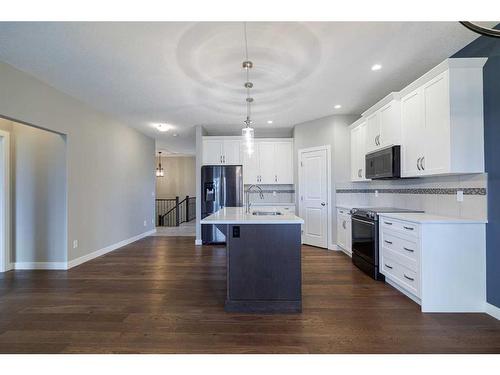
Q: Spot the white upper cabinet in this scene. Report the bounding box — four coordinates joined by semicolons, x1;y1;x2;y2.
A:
350;119;368;182
202;137;241;165
242;139;294;185
401;58;487;177
363;95;401;154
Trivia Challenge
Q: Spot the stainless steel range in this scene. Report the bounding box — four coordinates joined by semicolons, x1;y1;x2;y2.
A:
350;207;423;280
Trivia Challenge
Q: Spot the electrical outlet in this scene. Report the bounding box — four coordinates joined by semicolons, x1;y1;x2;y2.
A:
457;190;464;202
375;190;379;197
151;191;155;197
273;191;277;197
73;240;78;249
143;220;147;227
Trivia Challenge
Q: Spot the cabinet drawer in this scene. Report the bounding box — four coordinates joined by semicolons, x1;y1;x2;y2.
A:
380;218;419;237
381;231;419;267
381;254;420;297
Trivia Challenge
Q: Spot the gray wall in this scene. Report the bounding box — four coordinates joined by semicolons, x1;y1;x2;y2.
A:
0;61;155;263
0;119;67;263
293;114;358;247
195;125;207;243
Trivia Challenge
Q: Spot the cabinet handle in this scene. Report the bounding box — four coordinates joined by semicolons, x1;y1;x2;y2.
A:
342;221;346;229
384;240;393;245
358;168;362;178
421;156;425;170
384;221;393;225
275;175;277;182
220;155;223;163
403;226;414;231
404;274;415;282
403;247;415;253
417;157;421;171
223;155;226;163
385;264;393;269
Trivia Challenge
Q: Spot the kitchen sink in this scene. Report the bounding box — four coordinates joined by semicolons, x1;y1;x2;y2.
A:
252;211;283;216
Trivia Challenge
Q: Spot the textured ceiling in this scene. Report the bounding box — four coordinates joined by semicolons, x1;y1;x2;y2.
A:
0;22;479;154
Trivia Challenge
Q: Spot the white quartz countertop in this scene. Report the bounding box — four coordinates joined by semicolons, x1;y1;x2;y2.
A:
378;212;487;224
200;207;304;225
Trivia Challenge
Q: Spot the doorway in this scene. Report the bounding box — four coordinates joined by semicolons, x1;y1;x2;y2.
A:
298;145;331;249
0;129;10;271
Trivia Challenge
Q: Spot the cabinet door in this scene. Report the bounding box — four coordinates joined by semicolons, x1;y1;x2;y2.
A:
345;215;352;253
274;141;293;184
401;88;424;177
202;139;223;165
379;101;401;148
337;211;346;250
242;144;260;184
365;112;380;153
422;71;450;175
223;139;241;165
258;142;276;184
350;126;361;181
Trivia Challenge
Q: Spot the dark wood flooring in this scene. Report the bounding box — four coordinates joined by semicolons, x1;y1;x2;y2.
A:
0;236;499;353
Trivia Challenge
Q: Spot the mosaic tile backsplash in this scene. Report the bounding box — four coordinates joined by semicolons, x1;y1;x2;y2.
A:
335;173;488;221
244;184;295;204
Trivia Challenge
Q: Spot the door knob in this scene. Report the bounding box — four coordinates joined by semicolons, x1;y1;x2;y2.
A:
321;202;326;206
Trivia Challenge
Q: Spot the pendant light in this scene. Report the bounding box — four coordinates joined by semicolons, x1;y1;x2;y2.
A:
241;22;255;156
156;151;165;177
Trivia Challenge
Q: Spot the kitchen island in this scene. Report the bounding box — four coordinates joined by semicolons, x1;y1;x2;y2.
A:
200;207;304;313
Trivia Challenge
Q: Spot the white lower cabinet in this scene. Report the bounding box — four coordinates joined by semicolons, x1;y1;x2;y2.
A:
379;215;486;312
336;208;352;255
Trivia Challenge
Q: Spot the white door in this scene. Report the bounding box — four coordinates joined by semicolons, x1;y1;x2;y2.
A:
258;142;276;184
274;141;293;184
223;139;241;165
401;88;424;177
422;71;450;175
300;148;328;248
202;139;223;165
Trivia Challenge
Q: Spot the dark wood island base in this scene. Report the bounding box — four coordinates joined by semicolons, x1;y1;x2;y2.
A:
219;223;302;313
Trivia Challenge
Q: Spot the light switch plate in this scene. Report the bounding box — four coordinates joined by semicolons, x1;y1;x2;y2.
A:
375;190;379;197
73;240;78;249
457;190;464;202
143;220;147;227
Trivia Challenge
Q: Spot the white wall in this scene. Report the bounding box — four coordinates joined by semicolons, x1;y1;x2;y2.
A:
293;114;358;247
0;61;155;264
156;156;195;199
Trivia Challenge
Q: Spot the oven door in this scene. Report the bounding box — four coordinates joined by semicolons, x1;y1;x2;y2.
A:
351;216;376;265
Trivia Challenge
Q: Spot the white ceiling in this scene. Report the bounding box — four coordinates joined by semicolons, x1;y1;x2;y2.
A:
0;22;479;154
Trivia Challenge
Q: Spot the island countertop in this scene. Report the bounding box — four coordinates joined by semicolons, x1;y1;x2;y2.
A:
200;207;304;225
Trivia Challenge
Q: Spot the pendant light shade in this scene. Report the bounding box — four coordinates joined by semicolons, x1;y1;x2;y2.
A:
156;152;165;177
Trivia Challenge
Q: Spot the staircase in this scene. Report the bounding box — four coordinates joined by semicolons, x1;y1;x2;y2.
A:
156;196;196;227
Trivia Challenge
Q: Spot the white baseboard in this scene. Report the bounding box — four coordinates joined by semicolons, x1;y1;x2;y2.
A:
485;302;500;320
67;228;156;269
195;239;202;245
14;262;67;270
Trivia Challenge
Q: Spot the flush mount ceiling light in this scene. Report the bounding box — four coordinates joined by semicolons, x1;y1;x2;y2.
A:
334;104;342;109
460;21;500;38
267;120;273;124
156;123;169;132
371;64;382;71
156;151;165;178
241;22;255;156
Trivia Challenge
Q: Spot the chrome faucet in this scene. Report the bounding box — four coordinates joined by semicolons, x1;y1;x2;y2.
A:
245;185;264;214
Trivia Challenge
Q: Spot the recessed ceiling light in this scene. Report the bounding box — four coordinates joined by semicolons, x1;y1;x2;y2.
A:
334;104;342;109
172;133;179;137
371;64;382;71
156;124;169;132
267;120;273;124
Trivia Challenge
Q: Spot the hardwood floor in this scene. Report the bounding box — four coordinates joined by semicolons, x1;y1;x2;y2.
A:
1;236;499;353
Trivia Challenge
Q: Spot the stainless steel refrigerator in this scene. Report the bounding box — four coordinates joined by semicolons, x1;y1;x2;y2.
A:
201;165;243;244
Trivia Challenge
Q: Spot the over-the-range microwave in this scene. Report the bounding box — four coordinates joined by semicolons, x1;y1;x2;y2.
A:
365;145;401;180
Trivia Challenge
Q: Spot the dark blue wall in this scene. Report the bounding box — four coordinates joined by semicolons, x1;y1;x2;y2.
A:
452;27;500;308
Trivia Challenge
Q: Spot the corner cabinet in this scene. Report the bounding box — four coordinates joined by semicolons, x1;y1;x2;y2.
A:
401;58;487;177
336;208;352;255
242;139;293;185
202;137;241;165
